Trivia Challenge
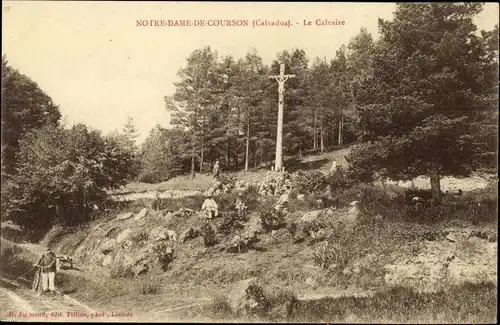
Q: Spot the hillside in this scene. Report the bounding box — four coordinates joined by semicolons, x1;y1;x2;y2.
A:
2;148;496;323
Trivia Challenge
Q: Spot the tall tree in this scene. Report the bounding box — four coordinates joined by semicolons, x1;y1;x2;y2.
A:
165;47;224;178
231;50;268;170
1;56;61;177
347;3;497;203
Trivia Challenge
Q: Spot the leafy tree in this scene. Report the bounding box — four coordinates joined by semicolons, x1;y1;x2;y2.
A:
138;125;189;182
1;56;61;177
3;124;136;233
347;3;498;203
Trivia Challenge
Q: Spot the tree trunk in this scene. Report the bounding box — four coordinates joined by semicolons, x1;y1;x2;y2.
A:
429;166;442;205
332;119;336;146
320;123;324;153
341;115;344;145
338;116;342;146
191;154;195;179
200;137;204;174
191;134;196;179
313;129;317;151
313;112;317;150
245;121;250;171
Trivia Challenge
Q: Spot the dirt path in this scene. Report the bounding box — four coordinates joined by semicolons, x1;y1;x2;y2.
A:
0;280;103;322
4;241;214;322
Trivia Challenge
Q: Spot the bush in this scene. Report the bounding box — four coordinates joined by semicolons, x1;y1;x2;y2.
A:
131;231;149;243
244;282;271;316
326;165;350;190
267;289;299;321
293;170;327;193
201;221;217;247
110;264;135;279
209;295;233;317
260;209;286;233
137;276;161;295
154;241;174;271
313;241;344;269
217;211;247;236
218;173;236;187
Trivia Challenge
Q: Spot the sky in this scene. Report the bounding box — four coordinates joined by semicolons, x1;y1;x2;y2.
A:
2;2;499;144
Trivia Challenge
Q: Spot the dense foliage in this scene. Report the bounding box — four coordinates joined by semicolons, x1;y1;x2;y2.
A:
346;3;498;202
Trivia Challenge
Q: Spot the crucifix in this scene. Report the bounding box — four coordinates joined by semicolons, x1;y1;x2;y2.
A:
269;63;295;171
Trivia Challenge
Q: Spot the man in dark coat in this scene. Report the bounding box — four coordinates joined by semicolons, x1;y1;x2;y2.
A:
34;247;58;294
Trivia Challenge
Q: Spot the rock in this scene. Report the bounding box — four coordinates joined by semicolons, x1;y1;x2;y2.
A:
167;230;177;242
122;255;134;266
104;226;121;238
305;277;317;287
100;238;116;254
180;227;199;243
301;210;323;222
133;260;150;276
121;240;132;250
445;233;458;243
227;277;263;314
151;228;167;241
134;208;148;221
116;212;134;221
163;212;174;222
116;228;133;243
346;205;360;223
297;194;306;201
102;254;114;266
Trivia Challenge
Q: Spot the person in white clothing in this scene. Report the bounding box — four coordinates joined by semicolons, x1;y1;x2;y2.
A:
201;195;219;219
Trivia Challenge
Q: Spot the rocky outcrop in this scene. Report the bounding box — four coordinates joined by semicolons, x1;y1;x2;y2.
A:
116;212;134;221
383;232;497;292
301;210;323;222
116;228;133;243
179;227;200;243
134;208;148;221
228;277;267;314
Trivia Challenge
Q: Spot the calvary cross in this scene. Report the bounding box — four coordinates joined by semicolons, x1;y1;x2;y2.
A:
269;64;295;171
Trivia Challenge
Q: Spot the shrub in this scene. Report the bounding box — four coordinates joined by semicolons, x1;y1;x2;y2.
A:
201;221;217;247
293;170;327;193
110;264;135;279
154;241;174;271
260;209;286;233
267;289;299;321
131;231;149;243
137;276;161;295
209;295;233;317
217;211;247;236
245;282;271;316
313;241;344;269
326;165;350;190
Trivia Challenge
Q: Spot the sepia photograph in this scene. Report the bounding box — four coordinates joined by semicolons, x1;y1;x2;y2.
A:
1;1;499;323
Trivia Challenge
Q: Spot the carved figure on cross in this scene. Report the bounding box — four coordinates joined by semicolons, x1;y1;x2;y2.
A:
268;63;296;171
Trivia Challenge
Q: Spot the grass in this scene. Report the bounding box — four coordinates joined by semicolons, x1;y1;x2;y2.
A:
290;281;497;323
199;281;497;323
5;149;496;322
116;148;350;194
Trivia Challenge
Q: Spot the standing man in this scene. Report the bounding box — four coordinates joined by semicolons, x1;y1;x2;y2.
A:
34;247;58;295
213;160;221;179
